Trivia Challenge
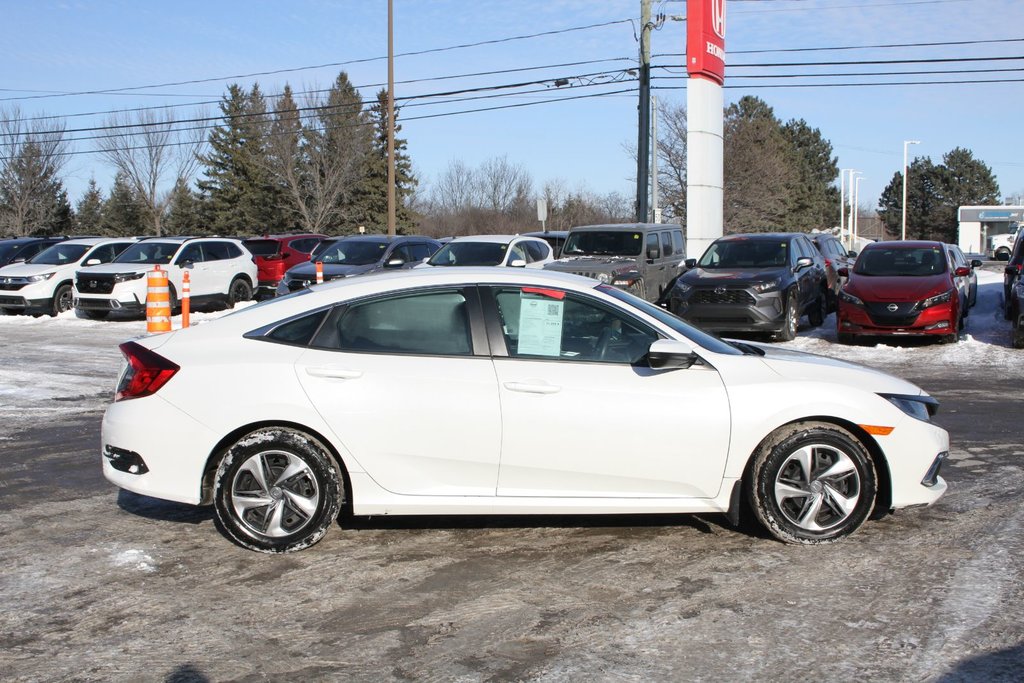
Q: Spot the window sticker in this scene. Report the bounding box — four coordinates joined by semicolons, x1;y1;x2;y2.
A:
517;294;564;357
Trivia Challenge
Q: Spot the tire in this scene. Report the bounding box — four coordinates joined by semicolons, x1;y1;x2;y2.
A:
747;422;877;544
50;283;74;316
939;316;960;344
82;309;109;320
1014;325;1024;349
807;290;827;328
227;277;252;309
214;427;343;553
772;289;799;342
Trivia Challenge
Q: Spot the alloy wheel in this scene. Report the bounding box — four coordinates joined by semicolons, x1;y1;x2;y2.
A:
772;444;861;532
230;450;321;539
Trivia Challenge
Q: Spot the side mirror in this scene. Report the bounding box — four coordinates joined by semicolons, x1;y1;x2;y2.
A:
11;257;26;264
847;250;858;258
180;260;194;269
954;266;970;277
84;258;101;266
794;256;814;271
684;258;697;269
647;339;697;370
837;267;849;278
509;259;527;268
971;259;983;268
647;246;659;261
385;257;406;268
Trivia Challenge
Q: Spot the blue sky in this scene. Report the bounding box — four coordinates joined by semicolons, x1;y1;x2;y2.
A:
4;0;1024;219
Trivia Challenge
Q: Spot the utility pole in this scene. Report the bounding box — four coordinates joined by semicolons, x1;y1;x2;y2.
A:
651;95;660;223
635;0;652;223
387;0;396;237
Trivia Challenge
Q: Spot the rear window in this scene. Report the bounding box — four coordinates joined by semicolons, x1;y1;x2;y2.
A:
243;239;282;257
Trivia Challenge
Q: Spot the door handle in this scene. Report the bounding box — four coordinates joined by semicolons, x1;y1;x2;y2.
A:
305;366;363;380
503;381;561;395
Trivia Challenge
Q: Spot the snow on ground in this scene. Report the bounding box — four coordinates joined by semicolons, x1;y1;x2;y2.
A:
0;269;1019;439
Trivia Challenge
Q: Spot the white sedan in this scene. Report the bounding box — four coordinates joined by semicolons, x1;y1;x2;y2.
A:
102;268;948;553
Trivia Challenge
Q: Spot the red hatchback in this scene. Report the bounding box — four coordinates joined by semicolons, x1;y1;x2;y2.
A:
837;241;969;344
243;234;326;299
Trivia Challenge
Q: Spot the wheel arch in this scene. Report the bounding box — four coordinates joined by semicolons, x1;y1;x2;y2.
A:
200;420;353;511
740;415;892;516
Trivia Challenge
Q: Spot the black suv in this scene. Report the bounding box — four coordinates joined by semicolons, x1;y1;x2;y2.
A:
1003;235;1024;318
277;234;441;295
0;236;68;268
666;232;829;341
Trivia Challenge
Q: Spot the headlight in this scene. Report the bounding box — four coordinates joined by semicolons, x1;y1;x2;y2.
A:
595;273;611;284
920;289;953;309
673;281;692;294
27;272;56;282
611;270;640;287
880;393;939;422
751;278;781;293
838;289;863;306
114;271;146;283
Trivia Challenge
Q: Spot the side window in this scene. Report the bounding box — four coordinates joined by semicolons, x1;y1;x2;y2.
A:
508;243;528;264
524;240;550;263
672;230;684;257
492;287;657;364
409;243;434;261
88;244;118;263
268;310;329;346
290;238;318;254
645;233;660;260
660;231;673;257
203;241;234;261
389;245;413;263
323;290;472;356
176;244;203;264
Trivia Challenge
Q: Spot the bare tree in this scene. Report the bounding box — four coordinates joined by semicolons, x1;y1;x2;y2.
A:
477;155;532;214
0;106;71;235
657;101;687;223
432;159;478;213
95;108;204;236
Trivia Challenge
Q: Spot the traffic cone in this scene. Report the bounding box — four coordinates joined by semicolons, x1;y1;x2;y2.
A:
316;261;324;284
181;270;191;329
146;265;172;334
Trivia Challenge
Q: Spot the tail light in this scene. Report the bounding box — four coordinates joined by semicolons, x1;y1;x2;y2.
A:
115;341;179;401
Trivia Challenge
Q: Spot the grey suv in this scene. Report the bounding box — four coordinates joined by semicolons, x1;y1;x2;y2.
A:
666;232;829;342
542;223;685;302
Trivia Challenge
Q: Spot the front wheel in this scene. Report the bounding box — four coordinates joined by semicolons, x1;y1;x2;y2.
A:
214;428;343;553
51;283;73;316
747;422;877;544
772;290;799;342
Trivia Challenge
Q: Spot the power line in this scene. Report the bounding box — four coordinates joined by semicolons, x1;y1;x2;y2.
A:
0;19;634;104
654;65;1024;80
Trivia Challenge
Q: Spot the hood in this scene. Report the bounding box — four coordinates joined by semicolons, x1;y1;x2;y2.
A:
846;273;950;302
78;262;154;276
680;266;790;287
0;262;64;278
745;342;925;396
544;256;639;273
286;261;378;279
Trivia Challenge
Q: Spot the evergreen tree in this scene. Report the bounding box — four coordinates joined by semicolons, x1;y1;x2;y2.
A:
781;119;839;231
51;189;74;234
164;179;207;235
103;172;147;235
76;178;105;234
350;89;418;232
197;84;287;235
0;140;71;235
318;72;371;226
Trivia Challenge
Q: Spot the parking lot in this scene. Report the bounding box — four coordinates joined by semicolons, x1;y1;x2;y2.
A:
1;268;1022;682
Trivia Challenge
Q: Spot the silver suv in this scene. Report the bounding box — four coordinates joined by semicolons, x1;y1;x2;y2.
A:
74;236;258;319
543;223;685;302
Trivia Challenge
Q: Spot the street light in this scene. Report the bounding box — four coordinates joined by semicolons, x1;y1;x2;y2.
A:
854;175;864;244
902;140;921;241
840;168;855;249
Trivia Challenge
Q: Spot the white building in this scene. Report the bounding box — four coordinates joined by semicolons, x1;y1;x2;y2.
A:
958;205;1023;257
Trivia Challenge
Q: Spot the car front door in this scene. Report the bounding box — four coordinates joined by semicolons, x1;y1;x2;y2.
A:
485;285;731;498
173;243;216;299
294;288;502;496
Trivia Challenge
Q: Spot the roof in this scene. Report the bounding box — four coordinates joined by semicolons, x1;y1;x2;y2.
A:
568;223;683;232
320;234;437;244
444;234;545;245
718;232;805;242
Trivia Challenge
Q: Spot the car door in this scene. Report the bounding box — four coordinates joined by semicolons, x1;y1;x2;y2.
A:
294;287;502;496
794;237;823;309
485;285;731;498
174;243;216;298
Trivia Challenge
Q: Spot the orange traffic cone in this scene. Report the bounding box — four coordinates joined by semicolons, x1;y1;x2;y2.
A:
316;261;324;284
181;270;191;329
146;265;171;333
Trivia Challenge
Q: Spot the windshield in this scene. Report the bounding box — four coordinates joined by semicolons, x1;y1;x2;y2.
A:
113;241;179;265
428;242;508;266
243;239;281;257
562;231;643;257
597;284;742;356
0;242;28;263
313;239;386;266
28;243;90;265
855;246;947;276
698;239;789;269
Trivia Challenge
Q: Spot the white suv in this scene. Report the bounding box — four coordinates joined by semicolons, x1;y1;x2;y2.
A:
0;237;136;316
74;236;258;319
420;234;554;268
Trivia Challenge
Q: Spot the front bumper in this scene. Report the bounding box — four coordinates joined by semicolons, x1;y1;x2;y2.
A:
838;301;956;337
0;294;52;312
670;288;786;333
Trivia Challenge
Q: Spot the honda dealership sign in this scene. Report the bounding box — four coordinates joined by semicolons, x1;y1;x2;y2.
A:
687;0;726;84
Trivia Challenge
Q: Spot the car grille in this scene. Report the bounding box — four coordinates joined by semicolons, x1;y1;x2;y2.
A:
693;288;756;305
865;301;920;327
0;279;28;291
76;274;116;294
75;297;114;310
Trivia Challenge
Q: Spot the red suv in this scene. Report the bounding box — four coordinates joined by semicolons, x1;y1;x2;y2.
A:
837;241;969;344
243;234;326;299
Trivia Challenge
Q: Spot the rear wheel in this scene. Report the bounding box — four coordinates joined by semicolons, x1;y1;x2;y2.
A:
51;283;73;316
214;428;343;553
227;277;252;309
807;290;827;327
747;422;877;544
